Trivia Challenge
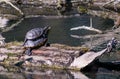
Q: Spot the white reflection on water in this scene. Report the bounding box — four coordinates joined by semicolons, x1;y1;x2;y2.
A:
70;18;102;34
1;18;23;33
0;17;23;32
0;17;8;46
0;17;23;46
70;71;89;79
0;17;9;28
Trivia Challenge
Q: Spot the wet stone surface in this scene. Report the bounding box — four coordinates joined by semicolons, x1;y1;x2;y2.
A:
0;43;88;70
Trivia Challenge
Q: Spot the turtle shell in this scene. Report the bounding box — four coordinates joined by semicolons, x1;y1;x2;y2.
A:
26;28;44;40
24;38;47;48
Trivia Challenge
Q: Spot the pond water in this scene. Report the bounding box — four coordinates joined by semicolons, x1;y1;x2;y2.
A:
0;66;120;79
2;14;114;46
0;13;118;79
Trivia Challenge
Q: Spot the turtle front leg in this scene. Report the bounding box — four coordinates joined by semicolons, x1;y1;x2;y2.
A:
25;48;32;56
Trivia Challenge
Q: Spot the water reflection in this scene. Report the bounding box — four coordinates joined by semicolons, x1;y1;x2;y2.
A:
2;15;114;46
1;18;23;33
1;65;120;79
0;65;91;79
0;17;23;46
70;71;90;79
0;17;9;28
96;68;120;79
0;17;9;46
70;18;102;33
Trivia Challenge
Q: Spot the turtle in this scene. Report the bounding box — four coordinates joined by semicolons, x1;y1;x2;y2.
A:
23;26;51;56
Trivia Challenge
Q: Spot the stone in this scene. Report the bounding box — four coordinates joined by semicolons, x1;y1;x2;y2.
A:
0;54;8;62
1;42;112;70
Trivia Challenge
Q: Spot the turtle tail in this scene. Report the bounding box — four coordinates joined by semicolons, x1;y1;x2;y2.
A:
25;48;32;56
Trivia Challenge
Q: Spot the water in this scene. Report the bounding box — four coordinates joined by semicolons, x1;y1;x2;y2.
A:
0;14;118;79
2;14;114;46
0;66;120;79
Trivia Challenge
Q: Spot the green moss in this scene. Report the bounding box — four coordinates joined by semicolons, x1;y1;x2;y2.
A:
2;60;10;66
77;6;88;14
68;67;81;71
31;64;81;71
51;43;89;52
1;60;81;71
6;41;23;48
6;52;21;58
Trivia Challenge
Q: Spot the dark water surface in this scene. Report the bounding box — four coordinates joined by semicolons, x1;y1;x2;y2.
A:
2;14;113;46
0;66;120;79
